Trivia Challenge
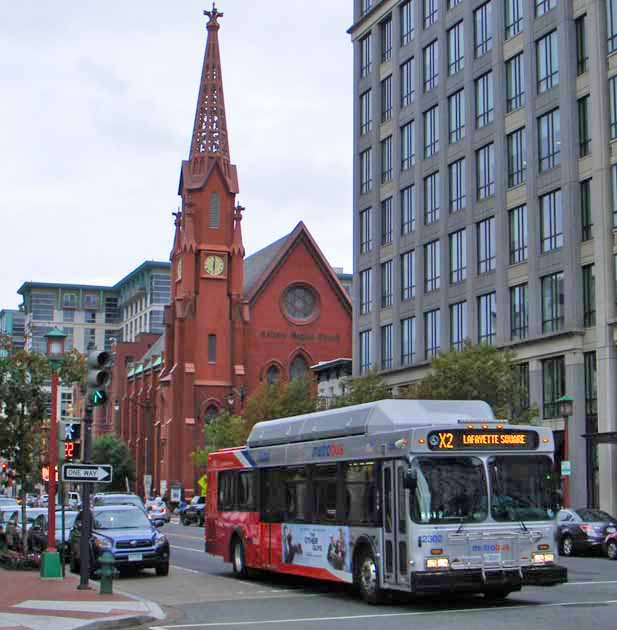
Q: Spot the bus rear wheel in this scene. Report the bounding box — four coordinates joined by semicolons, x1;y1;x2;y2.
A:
231;538;249;579
356;549;385;605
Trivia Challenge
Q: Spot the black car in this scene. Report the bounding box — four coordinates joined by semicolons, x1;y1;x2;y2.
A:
28;511;78;559
557;508;617;556
181;496;205;526
69;504;170;576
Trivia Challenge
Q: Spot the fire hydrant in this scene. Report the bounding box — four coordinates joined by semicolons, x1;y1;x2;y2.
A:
99;551;114;595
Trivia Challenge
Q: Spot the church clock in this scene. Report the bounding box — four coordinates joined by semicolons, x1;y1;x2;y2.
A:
204;254;225;276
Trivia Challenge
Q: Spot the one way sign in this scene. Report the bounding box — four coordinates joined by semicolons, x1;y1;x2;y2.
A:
62;463;113;484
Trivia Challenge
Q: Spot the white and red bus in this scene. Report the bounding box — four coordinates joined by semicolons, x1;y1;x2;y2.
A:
205;399;567;603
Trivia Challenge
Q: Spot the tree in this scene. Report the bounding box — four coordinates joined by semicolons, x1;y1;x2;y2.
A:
401;343;538;424
91;434;135;492
333;368;393;407
192;411;248;468
0;334;51;554
242;376;317;432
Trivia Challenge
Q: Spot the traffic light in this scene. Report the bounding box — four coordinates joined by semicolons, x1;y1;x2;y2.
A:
86;350;112;407
59;421;81;463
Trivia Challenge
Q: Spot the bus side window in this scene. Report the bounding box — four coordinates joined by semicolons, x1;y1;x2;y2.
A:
284;467;308;522
218;471;234;511
313;464;337;523
343;461;379;526
261;468;285;522
237;471;256;511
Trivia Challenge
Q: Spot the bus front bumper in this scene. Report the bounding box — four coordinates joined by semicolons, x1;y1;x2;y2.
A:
411;564;568;595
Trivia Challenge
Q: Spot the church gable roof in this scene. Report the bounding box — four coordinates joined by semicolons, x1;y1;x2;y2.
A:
242;231;291;295
242;222;351;314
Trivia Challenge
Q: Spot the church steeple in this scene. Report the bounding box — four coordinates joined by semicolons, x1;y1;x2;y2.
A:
189;3;230;162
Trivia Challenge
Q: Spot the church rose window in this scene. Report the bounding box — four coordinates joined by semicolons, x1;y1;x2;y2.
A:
282;284;318;323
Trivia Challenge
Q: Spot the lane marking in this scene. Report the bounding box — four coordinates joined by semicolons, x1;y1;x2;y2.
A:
171;544;206;553
565;580;617;586
171;565;201;574
167;532;206;542
149;598;617;629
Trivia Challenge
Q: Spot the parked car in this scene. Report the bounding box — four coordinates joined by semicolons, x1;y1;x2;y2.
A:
605;531;617;560
181;496;205;526
28;511;78;559
0;505;19;543
0;497;18;507
4;508;48;550
69;504;170;577
145;498;171;524
557;508;617;556
92;493;145;510
67;492;81;510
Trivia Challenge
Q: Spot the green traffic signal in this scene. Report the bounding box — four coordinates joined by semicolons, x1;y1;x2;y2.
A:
92;390;107;406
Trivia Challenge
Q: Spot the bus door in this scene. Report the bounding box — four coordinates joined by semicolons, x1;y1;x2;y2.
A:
381;460;410;587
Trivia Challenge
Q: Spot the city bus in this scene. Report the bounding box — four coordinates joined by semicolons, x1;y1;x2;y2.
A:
205;399;567;603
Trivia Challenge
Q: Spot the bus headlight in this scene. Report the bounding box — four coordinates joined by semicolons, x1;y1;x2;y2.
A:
532;552;555;564
425;557;449;570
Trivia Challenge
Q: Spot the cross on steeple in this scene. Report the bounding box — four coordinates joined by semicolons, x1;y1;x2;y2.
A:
190;3;230;160
204;3;223;25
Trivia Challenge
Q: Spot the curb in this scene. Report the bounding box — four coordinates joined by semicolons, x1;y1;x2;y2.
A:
80;613;156;629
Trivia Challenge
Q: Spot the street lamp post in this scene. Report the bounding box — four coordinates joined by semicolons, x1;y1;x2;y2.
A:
558;394;575;508
41;328;66;579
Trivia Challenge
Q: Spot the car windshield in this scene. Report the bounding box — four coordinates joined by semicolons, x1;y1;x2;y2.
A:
93;509;151;530
489;456;558;521
96;495;143;508
410;456;488;524
576;509;616;522
191;497;201;505
55;512;77;528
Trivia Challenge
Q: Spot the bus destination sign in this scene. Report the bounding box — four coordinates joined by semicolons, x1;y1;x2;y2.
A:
427;429;539;451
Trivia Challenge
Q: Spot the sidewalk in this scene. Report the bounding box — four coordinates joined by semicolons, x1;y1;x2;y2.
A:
0;568;164;630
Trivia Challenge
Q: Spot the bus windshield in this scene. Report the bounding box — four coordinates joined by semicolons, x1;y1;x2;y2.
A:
489;456;558;522
410;456;488;524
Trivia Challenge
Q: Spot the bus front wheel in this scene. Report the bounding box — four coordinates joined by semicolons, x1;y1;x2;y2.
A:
356;549;385;605
231;538;249;579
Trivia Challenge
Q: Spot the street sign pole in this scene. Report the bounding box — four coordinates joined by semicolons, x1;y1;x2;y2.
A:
78;405;93;590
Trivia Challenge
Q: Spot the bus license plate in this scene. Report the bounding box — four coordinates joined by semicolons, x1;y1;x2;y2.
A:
484;553;501;564
128;553;143;562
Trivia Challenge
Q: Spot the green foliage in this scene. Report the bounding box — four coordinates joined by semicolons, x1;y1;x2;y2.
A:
0;335;51;485
91;434;135;491
58;348;86;388
332;368;393;407
402;343;538;424
242;377;317;431
192;411;248;468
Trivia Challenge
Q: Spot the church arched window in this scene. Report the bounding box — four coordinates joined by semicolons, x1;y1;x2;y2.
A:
204;404;219;421
289;355;308;381
266;364;280;385
209;192;220;228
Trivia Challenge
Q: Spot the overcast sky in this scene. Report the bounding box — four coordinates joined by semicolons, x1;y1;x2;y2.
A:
0;1;353;309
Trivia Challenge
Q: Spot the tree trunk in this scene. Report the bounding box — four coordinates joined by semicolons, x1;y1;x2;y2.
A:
20;487;28;556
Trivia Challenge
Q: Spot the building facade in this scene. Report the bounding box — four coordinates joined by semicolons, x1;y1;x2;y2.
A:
110;7;352;499
0;309;25;352
350;0;617;513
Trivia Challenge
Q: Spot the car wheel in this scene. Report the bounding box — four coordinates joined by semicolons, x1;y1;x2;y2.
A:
156;563;170;576
232;538;249;579
607;541;617;561
561;535;574;557
355;549;385;605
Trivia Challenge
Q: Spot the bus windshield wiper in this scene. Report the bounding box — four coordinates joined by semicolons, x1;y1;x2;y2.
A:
456;517;465;534
519;519;529;533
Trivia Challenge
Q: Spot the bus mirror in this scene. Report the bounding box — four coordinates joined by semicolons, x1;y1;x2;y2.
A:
403;468;418;492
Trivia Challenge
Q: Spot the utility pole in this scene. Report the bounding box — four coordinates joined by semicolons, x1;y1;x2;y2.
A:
77;403;93;589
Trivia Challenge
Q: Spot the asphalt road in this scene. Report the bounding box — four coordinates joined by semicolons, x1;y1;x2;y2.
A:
116;520;617;630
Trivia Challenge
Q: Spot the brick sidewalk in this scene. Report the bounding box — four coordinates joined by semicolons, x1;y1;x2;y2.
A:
0;568;164;629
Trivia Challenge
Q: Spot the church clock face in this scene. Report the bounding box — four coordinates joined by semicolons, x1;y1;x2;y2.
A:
204;255;225;276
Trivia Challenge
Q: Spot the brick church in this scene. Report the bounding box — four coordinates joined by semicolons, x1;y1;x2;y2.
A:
111;5;351;498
